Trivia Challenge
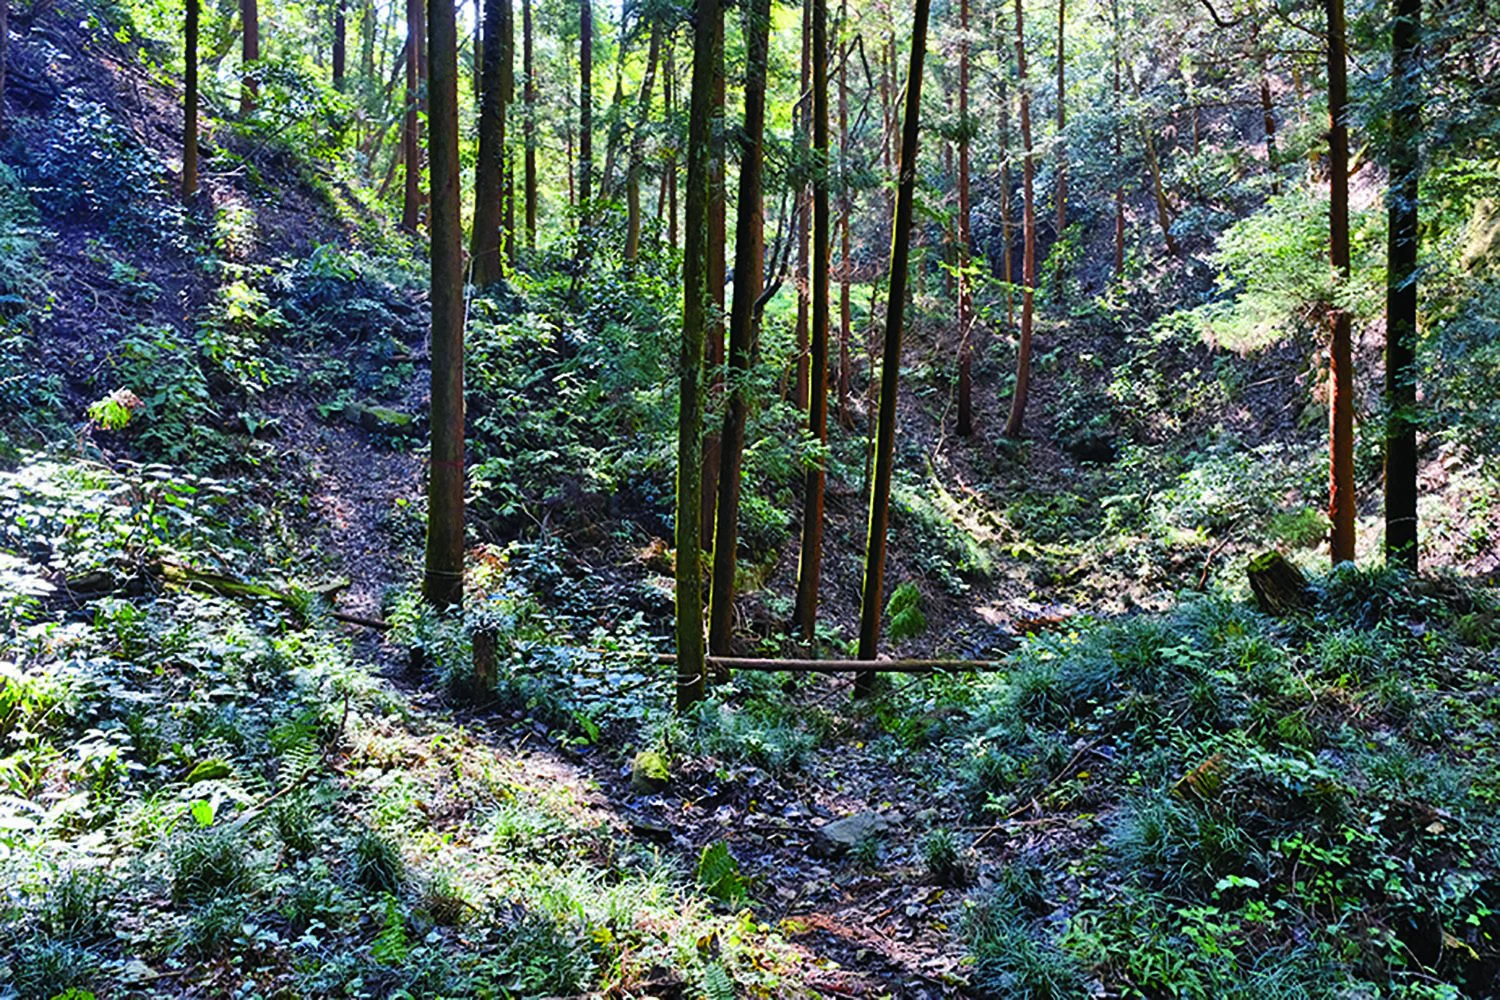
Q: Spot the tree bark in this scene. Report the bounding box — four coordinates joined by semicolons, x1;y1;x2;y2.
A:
855;0;930;694
523;0;536;248
501;0;515;267
665;38;678;250
1002;0;1035;439
1327;0;1356;565
624;23;662;264
425;0;466;610
1384;0;1419;569
677;0;716;709
793;0;812;412
836;0;852;421
183;0;199;200
999;72;1012;331
470;0;506;284
1248;551;1314;616
334;0;347;90
241;0;259;115
794;0;830;641
955;0;974;437
1112;0;1125;275
402;0;422;230
707;0;771;657
578;0;592;227
1053;0;1066;283
700;0;727;550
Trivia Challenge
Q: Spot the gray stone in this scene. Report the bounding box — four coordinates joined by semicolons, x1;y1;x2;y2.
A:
812;811;891;857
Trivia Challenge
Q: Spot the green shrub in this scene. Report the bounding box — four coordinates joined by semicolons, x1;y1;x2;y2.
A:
352;830;405;894
169;829;259;904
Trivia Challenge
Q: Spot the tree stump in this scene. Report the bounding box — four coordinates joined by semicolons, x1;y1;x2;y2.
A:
1247;551;1314;616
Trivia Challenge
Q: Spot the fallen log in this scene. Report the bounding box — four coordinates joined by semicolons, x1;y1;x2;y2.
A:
156;562;386;630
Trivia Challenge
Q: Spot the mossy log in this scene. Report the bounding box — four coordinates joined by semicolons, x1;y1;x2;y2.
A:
1247;551;1314;616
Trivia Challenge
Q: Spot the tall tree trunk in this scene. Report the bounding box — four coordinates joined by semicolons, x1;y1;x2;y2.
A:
1143;124;1177;255
1327;0;1356;565
0;0;7;133
707;0;771;657
425;0;466;610
473;0;482;97
700;1;727;549
625;23;662;264
501;0;515;266
402;0;422;230
836;0;852;419
955;0;974;436
599;10;630;200
523;0;536;247
578;0;593;226
1053;0;1066;283
677;0;717;709
665;39;678;250
241;0;259;114
470;0;505;284
1002;0;1035;439
793;0;830;641
1112;0;1125;275
362;0;377;82
334;0;347;90
855;0;930;694
999;72;1012;331
183;0;199;200
793;0;812;411
1385;0;1420;569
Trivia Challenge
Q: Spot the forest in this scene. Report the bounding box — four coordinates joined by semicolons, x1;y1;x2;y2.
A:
0;0;1497;992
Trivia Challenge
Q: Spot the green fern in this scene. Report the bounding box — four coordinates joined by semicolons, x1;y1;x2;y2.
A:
702;959;735;1000
371;894;409;964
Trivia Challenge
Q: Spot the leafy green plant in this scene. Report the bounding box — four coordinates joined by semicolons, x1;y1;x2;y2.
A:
696;842;747;906
885;581;927;642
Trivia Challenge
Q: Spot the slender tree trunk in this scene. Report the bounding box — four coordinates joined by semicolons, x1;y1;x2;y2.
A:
1384;0;1420;570
1327;0;1356;564
707;0;771;657
501;0;515;266
334;0;347;89
855;0;930;694
0;0;7;133
1002;0;1035;439
523;0;536;247
402;0;422;230
471;0;505;284
700;1;727;550
241;0;259;115
836;0;852;419
599;10;631;200
1112;0;1125;275
999;72;1012;331
793;0;812;411
677;0;717;709
793;0;830;641
956;0;974;437
1053;0;1066;280
473;0;482;97
578;0;593;227
624;24;661;264
425;0;466;610
665;39;678;250
1143;124;1177;255
183;0;199;200
362;0;376;82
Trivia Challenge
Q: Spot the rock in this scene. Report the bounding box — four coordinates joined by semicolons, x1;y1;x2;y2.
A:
342;401;417;432
630;750;671;794
812;811;891;857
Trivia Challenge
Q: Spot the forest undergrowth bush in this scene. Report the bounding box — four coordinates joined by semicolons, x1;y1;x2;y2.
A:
949;572;1500;996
